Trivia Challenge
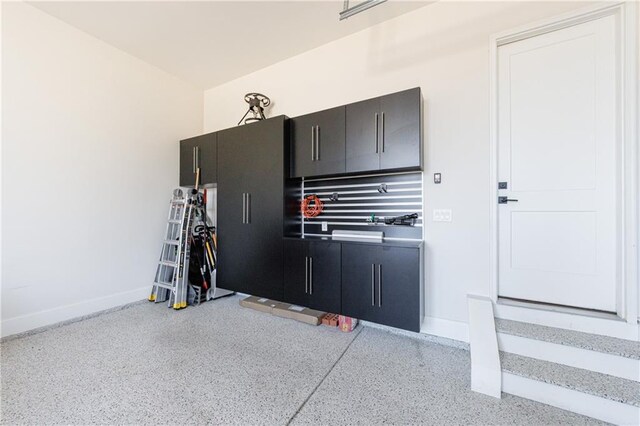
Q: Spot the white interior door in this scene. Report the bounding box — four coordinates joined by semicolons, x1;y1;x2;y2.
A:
497;15;620;312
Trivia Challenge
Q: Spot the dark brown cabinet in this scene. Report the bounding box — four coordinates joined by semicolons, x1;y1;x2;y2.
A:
341;242;422;332
216;117;287;301
346;87;422;174
179;132;217;186
290;106;346;178
284;240;341;313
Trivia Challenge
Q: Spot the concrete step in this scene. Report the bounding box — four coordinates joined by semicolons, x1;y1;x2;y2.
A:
501;352;640;407
496;318;639;360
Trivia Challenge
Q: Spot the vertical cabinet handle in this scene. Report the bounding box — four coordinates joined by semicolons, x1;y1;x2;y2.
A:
315;126;320;161
309;257;313;295
381;112;385;153
242;193;246;224
377;264;382;307
374;113;379;153
311;126;315;161
246;193;251;224
371;264;375;306
192;147;196;173
305;256;309;294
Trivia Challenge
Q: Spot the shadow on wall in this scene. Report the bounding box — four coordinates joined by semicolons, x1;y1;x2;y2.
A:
362;2;566;74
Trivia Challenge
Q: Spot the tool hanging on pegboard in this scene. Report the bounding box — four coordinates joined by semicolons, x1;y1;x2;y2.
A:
301;194;324;218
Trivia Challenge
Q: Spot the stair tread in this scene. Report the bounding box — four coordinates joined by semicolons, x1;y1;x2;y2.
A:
496;318;640;360
500;352;640;407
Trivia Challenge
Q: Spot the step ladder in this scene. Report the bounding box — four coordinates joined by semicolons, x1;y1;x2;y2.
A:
149;188;195;309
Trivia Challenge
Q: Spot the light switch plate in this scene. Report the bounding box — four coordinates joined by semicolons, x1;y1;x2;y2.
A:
321;221;328;231
433;209;452;222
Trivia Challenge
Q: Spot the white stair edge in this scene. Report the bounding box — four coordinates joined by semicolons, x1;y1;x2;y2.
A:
494;303;639;341
502;372;640;425
498;332;640;382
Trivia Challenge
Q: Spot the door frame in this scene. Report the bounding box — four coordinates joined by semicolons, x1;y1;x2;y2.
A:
488;2;639;324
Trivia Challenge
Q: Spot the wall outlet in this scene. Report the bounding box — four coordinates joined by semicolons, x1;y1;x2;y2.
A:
321;221;328;231
433;209;452;222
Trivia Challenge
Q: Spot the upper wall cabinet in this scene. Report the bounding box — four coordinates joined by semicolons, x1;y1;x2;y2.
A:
346;87;422;174
290;106;346;178
180;132;217;187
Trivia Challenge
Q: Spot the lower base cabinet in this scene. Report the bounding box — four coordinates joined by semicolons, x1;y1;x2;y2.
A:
284;240;341;313
342;243;422;332
283;239;422;332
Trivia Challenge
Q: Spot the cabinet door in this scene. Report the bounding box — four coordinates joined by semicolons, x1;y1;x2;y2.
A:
198;132;217;184
217;118;285;301
346;98;381;173
307;241;341;313
216;126;254;295
377;246;421;332
290;114;315;178
179;138;198;187
284;240;308;307
341;244;382;323
179;133;217;186
379;88;422;171
291;106;346;178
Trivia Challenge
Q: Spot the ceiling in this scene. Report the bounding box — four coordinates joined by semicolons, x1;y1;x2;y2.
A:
30;1;431;90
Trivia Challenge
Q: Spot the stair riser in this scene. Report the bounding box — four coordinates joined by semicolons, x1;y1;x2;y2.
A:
502;373;640;425
498;333;640;382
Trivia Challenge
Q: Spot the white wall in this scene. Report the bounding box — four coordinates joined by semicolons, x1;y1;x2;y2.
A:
202;1;601;340
1;3;203;337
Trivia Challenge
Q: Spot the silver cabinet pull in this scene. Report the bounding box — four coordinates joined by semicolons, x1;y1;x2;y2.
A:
304;256;309;294
374;113;379;153
315;126;320;161
242;193;246;224
381;112;385;153
377;264;382;307
309;257;313;295
311;126;315;161
246;193;251;224
192;147;196;172
371;264;375;306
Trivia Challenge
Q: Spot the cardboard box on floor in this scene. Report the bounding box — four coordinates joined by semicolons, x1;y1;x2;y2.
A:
272;304;326;326
240;296;325;326
239;296;289;314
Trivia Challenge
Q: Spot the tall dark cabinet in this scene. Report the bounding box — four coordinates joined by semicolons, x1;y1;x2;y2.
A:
180;132;217;186
290;106;346;178
346;87;422;174
216;116;288;300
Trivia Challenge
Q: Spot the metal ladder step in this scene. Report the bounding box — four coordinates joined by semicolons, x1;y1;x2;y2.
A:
159;260;177;267
163;240;179;245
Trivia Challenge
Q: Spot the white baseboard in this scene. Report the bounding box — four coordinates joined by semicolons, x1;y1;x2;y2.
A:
421;316;469;343
494;303;639;341
498;332;640;382
502;372;640;425
1;286;150;338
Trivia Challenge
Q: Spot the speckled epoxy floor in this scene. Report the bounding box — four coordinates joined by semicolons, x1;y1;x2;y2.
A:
1;295;603;425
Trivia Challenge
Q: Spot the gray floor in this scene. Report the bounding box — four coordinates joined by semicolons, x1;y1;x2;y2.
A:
1;295;603;425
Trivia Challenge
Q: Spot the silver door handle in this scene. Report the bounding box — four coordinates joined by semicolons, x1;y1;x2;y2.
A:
242;193;246;224
315;126;320;161
371;264;375;306
311;126;315;161
306;256;309;294
309;257;313;295
381;113;385;153
374;113;379;153
246;193;251;224
377;264;382;307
